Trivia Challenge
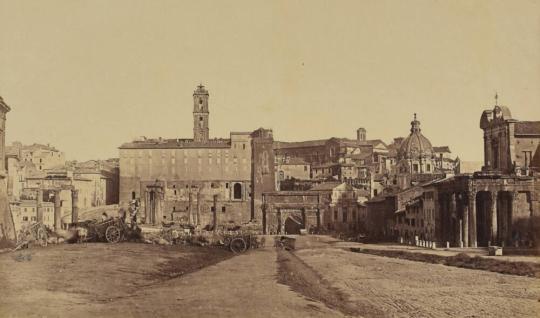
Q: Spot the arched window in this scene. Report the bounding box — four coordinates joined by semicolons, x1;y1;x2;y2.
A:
233;183;242;200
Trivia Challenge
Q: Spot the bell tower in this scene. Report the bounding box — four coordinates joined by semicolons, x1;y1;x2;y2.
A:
193;84;209;142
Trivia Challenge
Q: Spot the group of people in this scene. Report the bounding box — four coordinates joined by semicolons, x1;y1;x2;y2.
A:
100;199;140;230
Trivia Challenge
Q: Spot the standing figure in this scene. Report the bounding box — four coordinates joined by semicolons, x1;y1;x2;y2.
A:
129;199;139;229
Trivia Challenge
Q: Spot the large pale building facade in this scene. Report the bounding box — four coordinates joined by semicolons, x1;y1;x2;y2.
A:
119;85;274;227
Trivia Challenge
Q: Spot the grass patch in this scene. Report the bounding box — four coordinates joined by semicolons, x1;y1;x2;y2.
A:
350;248;540;278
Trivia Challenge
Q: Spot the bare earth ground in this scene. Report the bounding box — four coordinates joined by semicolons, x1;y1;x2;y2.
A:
1;237;539;317
290;236;540;318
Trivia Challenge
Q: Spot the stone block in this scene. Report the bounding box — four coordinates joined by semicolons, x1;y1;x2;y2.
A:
488;246;503;256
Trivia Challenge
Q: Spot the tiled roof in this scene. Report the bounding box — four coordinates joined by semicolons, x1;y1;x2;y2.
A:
280;157;309;165
358;139;387;147
274;139;328;149
22;143;60;152
310;182;343;191
312;162;339;169
433;146;451;153
119;138;232;149
515;121;540;135
347;152;372;160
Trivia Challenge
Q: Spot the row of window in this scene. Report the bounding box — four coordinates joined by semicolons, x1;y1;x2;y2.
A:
22;207;54;212
126;148;250;159
412;163;432;172
130;157;248;165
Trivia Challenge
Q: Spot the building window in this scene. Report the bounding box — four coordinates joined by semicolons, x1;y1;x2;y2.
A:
426;164;431;172
31;216;37;221
343;210;348;223
243;144;246;150
199;98;203;105
333;210;338;220
373;189;378;196
413;164;419;172
23;216;28;221
222;206;226;213
233;183;242;200
304;166;307;171
132;191;136;200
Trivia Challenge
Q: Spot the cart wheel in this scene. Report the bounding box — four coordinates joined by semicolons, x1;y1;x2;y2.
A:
230;237;247;254
105;225;121;243
36;228;48;247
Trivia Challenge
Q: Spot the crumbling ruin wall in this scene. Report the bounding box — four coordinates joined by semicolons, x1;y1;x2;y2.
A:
0;177;15;241
251;128;276;222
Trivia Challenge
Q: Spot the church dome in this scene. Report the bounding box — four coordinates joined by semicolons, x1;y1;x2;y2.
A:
398;114;433;160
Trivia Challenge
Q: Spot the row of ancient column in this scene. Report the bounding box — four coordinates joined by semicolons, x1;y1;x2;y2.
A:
442;192;475;247
445;190;519;248
36;188;79;231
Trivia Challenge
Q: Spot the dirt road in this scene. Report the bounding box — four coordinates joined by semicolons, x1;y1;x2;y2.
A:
1;238;539;317
0;243;340;318
289;236;540;318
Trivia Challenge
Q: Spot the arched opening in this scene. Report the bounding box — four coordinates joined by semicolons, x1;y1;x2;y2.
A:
233;183;242;200
284;214;304;235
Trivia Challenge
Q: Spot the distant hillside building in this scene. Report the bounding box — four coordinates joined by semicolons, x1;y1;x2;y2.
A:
8;142;66;171
119;85;274;227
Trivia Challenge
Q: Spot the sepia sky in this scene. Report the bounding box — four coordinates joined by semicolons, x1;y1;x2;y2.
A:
1;0;539;162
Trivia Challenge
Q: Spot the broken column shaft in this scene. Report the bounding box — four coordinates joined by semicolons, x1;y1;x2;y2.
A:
36;188;43;223
54;190;61;231
71;189;79;224
213;194;218;233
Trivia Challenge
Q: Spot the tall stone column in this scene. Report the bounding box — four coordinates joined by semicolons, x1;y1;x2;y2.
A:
144;189;149;224
36;188;43;223
196;190;201;226
509;191;518;246
491;191;498;245
188;191;193;225
277;208;282;234
71;189;79;224
262;203;267;234
462;195;469;247
450;193;457;244
213;194;218;233
54;190;61;231
468;192;477;247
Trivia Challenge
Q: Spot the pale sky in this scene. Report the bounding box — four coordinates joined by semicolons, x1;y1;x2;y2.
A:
1;0;539;162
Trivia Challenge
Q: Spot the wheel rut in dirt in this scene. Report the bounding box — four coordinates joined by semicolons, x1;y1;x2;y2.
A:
276;248;386;317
